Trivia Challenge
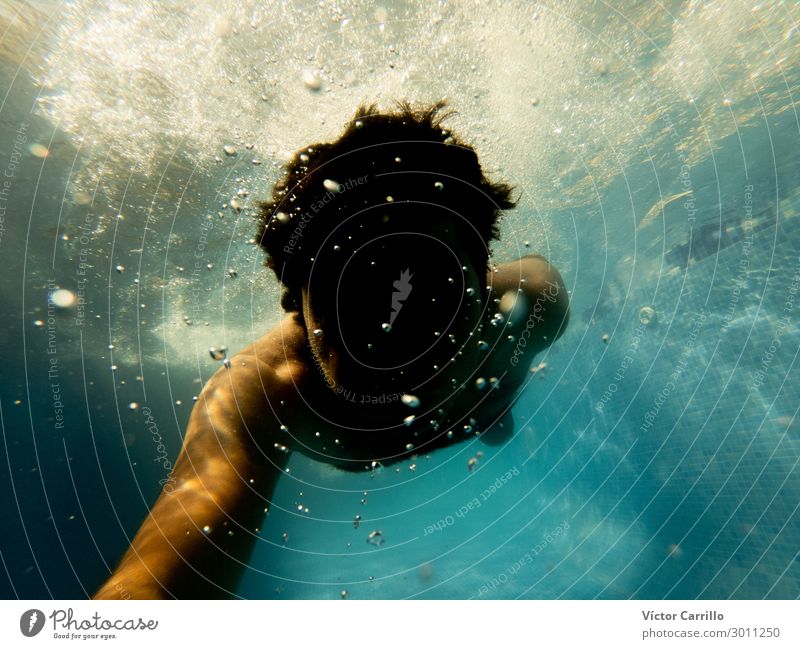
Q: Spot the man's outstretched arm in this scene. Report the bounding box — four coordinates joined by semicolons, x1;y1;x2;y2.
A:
94;351;287;599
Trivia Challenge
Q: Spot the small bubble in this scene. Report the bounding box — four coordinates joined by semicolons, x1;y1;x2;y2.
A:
475;377;487;390
302;69;322;91
367;530;384;546
478;340;489;351
202;525;212;534
353;515;361;529
209;346;227;361
29;143;49;158
340;589;349;599
33;319;44;327
394;156;402;163
639;305;656;325
467;457;478;471
602;333;610;343
223;144;237;156
354;120;363;128
313;328;323;337
115;264;125;273
385;196;394;203
323;178;341;192
381;323;392;332
405;443;414;451
50;289;77;308
128;402;139;410
401;394;420;408
466;287;475;296
404;415;416;426
434;181;444;190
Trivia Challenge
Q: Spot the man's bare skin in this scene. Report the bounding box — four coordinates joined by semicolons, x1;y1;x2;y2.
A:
94;254;568;599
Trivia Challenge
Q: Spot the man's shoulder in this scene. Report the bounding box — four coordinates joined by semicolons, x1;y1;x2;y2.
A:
243;312;311;393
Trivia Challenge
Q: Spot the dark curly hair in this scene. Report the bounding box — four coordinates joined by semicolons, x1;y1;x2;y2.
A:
256;101;515;312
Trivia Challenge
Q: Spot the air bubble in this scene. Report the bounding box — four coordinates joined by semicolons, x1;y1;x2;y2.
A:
50;289;77;308
367;530;384;546
639;306;656;325
302;69;322;91
209;346;227;361
401;394;420;408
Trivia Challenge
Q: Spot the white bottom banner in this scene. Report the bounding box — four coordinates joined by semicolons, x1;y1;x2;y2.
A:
1;600;797;647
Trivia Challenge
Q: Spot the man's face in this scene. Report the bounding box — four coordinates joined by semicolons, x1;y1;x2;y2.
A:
302;211;487;399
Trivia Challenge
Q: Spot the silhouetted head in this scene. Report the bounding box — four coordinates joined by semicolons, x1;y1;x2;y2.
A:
257;102;515;397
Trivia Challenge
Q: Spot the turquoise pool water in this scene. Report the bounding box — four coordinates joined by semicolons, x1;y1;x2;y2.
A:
0;0;798;599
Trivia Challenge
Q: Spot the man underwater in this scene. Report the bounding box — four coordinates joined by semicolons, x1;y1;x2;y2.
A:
95;102;569;598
